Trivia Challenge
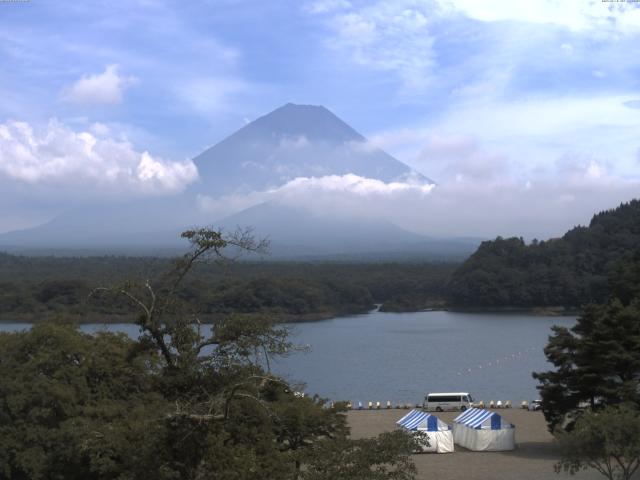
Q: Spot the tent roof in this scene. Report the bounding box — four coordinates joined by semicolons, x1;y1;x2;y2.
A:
396;409;449;431
454;408;512;430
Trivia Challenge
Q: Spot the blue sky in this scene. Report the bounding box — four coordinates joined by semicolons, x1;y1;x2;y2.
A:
1;0;640;237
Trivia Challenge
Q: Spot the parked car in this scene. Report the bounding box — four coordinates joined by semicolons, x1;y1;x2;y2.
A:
529;399;543;411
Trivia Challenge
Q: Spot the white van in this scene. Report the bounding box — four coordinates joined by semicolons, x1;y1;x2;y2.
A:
423;392;474;412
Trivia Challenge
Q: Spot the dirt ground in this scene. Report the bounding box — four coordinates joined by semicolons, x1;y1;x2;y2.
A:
347;408;608;480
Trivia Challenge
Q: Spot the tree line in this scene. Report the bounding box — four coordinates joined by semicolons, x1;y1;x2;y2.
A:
447;200;640;309
533;251;640;480
0;253;455;322
3;200;640;324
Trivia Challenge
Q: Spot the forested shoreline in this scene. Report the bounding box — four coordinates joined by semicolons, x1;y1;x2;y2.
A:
447;200;640;309
2;200;640;323
0;254;456;323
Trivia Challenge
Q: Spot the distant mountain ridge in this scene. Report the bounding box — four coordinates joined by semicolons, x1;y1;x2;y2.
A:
220;202;422;254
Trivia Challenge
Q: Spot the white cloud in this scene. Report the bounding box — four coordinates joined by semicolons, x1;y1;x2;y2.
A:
309;0;640;101
62;64;137;105
197;173;435;219
278;135;310;150
438;0;640;33
200;167;640;239
560;43;574;54
307;0;351;14
311;1;438;92
288;167;639;239
414;133;508;182
197;190;270;220
365;128;512;182
176;77;249;114
89;121;110;136
277;173;434;196
624;99;640;110
422;94;640;178
0;119;198;194
196;133;640;239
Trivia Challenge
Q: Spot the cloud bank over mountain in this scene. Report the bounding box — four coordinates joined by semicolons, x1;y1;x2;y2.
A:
196;166;640;240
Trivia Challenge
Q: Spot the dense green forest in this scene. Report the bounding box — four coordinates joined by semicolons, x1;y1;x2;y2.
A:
0;253;455;322
532;265;640;479
447;200;640;309
0;229;418;479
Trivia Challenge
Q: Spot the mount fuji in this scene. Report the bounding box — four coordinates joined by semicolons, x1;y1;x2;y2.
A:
0;104;477;258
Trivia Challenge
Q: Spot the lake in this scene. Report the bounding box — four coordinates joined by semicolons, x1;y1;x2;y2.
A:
0;310;574;406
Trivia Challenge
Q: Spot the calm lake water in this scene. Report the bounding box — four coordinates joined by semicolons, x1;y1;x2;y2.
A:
0;310;574;405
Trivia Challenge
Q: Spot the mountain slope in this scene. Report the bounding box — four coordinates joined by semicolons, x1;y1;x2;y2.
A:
217;201;479;260
447;199;640;308
0;103;434;254
0;197;194;253
218;201;425;253
192;103;431;195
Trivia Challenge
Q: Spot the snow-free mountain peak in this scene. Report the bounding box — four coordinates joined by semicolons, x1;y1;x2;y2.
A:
232;103;366;143
193;103;432;195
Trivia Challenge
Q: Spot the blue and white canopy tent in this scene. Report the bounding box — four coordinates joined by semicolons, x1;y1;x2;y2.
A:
452;408;515;451
396;409;454;453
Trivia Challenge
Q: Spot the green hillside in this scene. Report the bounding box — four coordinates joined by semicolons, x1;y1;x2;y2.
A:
447;199;640;308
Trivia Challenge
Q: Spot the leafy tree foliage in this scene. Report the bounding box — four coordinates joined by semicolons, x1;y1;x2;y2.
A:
556;405;640;480
533;298;640;430
0;322;165;480
0;228;418;480
301;431;417;480
448;200;640;308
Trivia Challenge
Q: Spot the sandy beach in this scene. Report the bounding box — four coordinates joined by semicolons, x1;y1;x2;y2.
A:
347;408;607;480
